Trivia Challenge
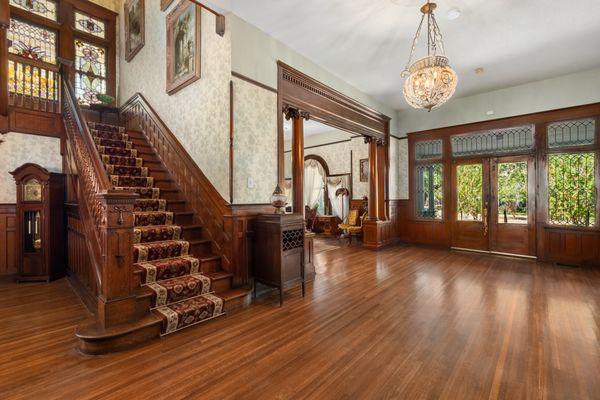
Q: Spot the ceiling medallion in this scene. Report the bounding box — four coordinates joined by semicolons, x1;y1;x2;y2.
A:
402;1;457;111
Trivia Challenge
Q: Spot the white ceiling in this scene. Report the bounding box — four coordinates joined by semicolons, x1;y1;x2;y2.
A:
207;0;600;110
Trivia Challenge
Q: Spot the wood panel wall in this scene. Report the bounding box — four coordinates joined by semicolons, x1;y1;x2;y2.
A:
0;204;16;275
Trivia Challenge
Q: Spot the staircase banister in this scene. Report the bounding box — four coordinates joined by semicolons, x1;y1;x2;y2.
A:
61;71;112;191
121;92;230;213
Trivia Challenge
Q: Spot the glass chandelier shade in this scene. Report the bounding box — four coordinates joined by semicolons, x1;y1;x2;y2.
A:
402;2;458;111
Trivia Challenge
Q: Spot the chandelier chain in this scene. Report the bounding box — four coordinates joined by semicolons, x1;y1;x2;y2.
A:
403;13;426;76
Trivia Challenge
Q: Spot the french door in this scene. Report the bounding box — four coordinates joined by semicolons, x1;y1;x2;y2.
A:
451;155;536;257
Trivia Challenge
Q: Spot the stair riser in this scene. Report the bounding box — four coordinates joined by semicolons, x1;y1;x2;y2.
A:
191;241;212;257
155;180;177;190
181;226;202;240
174;213;194;225
224;291;252;313
167;202;187;213
210;276;232;292
148;170;170;180
200;258;220;273
160;191;183;201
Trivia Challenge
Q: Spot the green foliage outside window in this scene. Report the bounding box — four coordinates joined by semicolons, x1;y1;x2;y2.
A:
497;162;528;223
456;164;482;221
548;152;596;226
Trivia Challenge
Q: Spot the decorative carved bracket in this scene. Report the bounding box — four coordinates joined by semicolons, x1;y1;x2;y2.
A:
283;105;310;121
364;136;386;146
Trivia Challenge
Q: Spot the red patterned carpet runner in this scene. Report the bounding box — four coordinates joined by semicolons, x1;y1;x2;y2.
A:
89;122;224;335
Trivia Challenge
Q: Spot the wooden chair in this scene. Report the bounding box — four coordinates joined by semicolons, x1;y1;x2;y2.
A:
338;209;367;245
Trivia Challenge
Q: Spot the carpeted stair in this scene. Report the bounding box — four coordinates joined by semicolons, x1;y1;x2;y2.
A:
89;122;225;335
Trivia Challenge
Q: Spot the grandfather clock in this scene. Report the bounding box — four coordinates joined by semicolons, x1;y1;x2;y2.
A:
11;163;65;282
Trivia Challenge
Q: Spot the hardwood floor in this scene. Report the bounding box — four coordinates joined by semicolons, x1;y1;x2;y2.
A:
1;244;599;399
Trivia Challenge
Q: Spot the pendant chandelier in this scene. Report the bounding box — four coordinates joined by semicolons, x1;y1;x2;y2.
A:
402;1;457;111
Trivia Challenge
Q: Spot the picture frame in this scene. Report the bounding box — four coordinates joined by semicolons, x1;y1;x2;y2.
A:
359;158;369;182
166;0;201;95
124;0;145;62
160;0;175;11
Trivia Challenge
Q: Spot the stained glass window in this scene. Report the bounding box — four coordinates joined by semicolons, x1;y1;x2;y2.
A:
74;39;107;105
8;19;57;65
74;11;107;39
9;0;58;21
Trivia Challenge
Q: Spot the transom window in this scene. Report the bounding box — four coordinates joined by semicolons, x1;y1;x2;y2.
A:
547;118;595;148
9;0;58;21
415;139;443;160
74;10;106;39
451;125;534;157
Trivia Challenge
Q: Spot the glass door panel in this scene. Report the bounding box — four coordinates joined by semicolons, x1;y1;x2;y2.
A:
452;160;489;251
489;155;536;256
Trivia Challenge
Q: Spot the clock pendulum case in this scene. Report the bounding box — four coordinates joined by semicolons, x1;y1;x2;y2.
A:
11;163;66;282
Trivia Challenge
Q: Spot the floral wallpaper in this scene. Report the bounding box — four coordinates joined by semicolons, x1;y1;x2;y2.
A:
232;77;278;204
389;136;409;200
118;5;232;200
0;132;62;203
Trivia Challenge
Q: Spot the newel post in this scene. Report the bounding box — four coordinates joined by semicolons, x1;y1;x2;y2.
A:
96;191;139;328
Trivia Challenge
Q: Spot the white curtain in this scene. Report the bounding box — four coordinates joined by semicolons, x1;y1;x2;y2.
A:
304;160;324;210
327;176;350;221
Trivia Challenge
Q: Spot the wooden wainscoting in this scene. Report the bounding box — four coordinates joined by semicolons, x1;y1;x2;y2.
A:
539;225;600;267
0;204;16;276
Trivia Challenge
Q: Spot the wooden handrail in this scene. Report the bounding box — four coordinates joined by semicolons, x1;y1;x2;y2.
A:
62;76;112;190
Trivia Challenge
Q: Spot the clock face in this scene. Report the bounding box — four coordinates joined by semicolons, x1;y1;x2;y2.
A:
23;179;42;202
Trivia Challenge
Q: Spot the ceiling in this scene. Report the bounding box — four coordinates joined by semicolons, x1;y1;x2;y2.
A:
206;0;600;110
283;119;357;139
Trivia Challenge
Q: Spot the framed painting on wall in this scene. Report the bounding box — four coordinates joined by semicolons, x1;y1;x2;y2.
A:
125;0;145;62
161;0;175;11
166;0;201;95
359;158;369;182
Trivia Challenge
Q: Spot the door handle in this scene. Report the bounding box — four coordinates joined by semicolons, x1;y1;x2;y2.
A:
483;202;489;236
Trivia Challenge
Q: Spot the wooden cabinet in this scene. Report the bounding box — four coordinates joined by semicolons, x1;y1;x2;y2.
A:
11;163;65;282
252;214;305;305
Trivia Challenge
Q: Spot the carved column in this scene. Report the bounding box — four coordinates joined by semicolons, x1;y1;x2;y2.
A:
285;106;309;215
366;137;378;220
96;191;138;328
376;138;387;221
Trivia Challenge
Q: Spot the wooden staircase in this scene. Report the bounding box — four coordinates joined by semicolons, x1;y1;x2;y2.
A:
124;127;250;313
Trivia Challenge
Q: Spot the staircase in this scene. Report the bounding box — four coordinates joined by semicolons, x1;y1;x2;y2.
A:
89;121;246;335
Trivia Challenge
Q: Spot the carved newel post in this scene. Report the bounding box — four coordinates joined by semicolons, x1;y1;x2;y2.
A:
96;191;138;328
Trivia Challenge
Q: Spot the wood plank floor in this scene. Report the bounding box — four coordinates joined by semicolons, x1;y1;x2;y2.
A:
1;243;599;400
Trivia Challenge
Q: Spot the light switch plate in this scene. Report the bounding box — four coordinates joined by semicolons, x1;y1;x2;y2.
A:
247;177;254;188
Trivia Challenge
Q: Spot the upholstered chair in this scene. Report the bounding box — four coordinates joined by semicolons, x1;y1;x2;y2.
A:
338;209;367;245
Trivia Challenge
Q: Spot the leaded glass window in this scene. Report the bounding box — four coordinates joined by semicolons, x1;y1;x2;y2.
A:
415;139;443;160
9;0;58;21
547;118;595;148
451;125;534;157
74;39;107;105
416;164;443;219
74;11;107;39
548;153;596;227
8;19;57;65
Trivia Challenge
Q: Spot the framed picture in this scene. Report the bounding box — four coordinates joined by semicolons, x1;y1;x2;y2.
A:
166;0;201;95
125;0;145;62
161;0;175;11
359;158;369;182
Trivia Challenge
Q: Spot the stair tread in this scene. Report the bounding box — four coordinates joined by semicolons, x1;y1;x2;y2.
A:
220;287;252;301
204;271;233;280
